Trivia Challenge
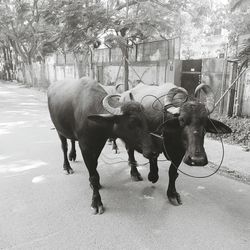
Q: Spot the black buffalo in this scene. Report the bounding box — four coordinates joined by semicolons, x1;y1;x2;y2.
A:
47;77;158;214
120;83;232;205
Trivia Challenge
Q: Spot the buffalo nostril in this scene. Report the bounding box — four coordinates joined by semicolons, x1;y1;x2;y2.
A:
190;156;208;166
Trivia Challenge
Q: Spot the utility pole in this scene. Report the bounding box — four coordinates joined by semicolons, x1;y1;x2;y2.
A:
219;43;228;114
124;0;129;91
226;60;238;116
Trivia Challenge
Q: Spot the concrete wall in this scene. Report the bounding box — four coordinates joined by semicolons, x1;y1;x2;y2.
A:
95;59;181;87
16;54;84;88
16;56;56;88
13;50;249;117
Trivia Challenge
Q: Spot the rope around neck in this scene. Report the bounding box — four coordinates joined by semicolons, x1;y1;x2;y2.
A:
145;93;226;178
161;117;225;178
102;94;225;178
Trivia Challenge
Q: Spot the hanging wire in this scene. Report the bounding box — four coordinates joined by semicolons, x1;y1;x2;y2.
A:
161;117;225;178
102;92;225;179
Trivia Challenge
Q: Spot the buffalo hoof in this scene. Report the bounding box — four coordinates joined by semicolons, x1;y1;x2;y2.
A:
91;205;105;215
131;171;143;181
69;151;76;161
63;167;74;175
168;192;182;206
148;171;159;183
91;201;104;215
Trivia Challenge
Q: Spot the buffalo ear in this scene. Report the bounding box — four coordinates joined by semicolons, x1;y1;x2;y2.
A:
206;118;232;134
158;118;180;133
88;114;121;124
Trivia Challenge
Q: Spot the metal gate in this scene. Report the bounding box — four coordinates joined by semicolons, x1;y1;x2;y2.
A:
181;59;202;94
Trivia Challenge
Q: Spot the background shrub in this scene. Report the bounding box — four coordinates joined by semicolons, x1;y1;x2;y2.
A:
208;114;250;146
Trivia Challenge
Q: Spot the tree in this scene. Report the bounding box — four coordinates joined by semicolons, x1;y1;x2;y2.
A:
227;0;250;71
43;0;109;77
44;0;108;51
179;0;230;59
0;0;58;85
0;38;14;81
104;0;186;89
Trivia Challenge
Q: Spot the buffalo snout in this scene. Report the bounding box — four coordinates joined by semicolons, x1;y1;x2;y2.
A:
184;154;208;166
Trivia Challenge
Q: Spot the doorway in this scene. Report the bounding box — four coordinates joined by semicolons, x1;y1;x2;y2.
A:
181;59;202;94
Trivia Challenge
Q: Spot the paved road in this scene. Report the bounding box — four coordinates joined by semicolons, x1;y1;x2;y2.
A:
0;82;250;250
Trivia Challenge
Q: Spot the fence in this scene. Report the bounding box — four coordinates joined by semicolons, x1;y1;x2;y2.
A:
13;38;180;88
92;38;181;86
8;38;250;117
202;58;250;117
239;67;250;116
92;39;180;64
15;53;90;88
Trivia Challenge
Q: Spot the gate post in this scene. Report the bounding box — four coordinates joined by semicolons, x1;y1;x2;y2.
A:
227;61;238;117
219;44;229;114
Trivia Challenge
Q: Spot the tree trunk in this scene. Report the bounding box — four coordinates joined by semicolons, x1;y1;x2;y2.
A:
2;46;14;81
227;62;237;117
74;51;89;78
219;44;229;114
123;46;129;91
90;49;94;78
19;62;28;84
40;58;49;88
26;60;35;86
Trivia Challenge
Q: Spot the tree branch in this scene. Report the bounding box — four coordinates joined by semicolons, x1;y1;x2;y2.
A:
116;0;147;11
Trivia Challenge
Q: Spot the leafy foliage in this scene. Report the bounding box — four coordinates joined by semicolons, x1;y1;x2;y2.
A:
209;114;250;146
227;0;250;42
107;0;186;42
0;0;250;87
227;1;250;70
0;0;57;62
43;0;109;53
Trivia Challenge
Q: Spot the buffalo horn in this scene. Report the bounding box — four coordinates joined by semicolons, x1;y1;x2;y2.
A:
164;87;188;114
102;94;122;115
115;83;124;92
194;84;215;114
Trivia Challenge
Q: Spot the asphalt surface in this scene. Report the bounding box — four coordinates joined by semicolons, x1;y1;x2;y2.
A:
0;81;250;250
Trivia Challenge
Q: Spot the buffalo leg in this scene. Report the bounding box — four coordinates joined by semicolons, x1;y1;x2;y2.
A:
108;138;119;154
112;139;119;154
127;147;143;181
69;140;76;161
167;155;183;206
148;158;159;183
107;138;113;145
58;134;74;174
79;139;106;215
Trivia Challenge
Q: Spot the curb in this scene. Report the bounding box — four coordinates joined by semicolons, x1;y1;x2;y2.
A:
208;162;250;185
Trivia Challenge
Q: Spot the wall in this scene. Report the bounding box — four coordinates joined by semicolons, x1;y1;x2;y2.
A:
16;54;86;88
16;57;55;88
92;39;180;86
95;59;181;87
11;41;249;117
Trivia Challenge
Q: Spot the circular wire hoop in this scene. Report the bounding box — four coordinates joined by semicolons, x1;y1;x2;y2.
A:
162;118;225;178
